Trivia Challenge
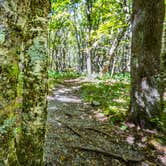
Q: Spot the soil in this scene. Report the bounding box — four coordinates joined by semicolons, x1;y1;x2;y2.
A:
44;79;166;166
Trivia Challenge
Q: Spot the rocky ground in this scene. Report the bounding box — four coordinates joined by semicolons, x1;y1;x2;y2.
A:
44;79;165;166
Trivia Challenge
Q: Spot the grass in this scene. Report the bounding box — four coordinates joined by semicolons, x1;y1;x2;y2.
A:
80;78;130;124
48;70;81;90
97;72;130;82
48;70;80;80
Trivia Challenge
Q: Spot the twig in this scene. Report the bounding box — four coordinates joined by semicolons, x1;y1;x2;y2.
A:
84;127;113;138
66;125;83;138
55;120;85;138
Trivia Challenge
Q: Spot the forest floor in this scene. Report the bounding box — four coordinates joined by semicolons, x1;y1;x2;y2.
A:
44;78;166;166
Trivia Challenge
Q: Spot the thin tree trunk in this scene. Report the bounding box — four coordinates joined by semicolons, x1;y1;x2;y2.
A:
85;0;93;77
110;55;116;77
102;28;127;74
86;43;92;76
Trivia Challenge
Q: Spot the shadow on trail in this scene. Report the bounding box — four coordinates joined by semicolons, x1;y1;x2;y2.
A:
44;80;144;166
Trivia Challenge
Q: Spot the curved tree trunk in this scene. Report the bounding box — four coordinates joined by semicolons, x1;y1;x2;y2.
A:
129;0;165;128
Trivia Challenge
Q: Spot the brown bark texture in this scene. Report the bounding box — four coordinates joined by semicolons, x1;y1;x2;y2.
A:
130;0;165;127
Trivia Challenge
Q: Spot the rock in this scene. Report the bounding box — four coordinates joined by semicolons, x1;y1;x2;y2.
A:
91;101;100;106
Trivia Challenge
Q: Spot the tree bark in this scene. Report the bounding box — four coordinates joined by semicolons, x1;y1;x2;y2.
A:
85;0;93;77
0;1;21;163
20;1;50;164
129;0;165;128
102;27;127;75
0;0;50;164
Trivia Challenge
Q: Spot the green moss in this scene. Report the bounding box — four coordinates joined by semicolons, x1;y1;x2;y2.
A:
7;64;19;79
48;70;81;88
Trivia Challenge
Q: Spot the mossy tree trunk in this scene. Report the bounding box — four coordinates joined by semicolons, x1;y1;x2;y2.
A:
0;0;50;164
130;0;165;128
0;1;23;164
18;0;50;165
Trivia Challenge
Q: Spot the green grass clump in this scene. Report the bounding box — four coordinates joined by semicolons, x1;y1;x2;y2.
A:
112;72;130;82
80;81;130;124
48;70;80;80
48;70;81;89
97;72;130;82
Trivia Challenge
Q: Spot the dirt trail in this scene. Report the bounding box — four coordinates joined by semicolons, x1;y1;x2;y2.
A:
44;81;144;166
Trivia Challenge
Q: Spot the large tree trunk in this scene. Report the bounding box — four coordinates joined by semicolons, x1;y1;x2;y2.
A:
20;1;50;165
0;1;21;163
130;0;165;128
0;0;50;164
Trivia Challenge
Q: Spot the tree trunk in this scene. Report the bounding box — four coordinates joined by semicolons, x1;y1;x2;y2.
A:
102;28;127;74
86;44;92;76
20;1;50;164
0;0;50;164
129;0;165;128
85;0;93;77
0;1;21;163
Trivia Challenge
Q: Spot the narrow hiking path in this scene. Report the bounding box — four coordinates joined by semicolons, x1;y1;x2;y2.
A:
44;79;144;165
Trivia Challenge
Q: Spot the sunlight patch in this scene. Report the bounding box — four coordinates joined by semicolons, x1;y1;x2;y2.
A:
54;95;82;103
92;109;108;122
48;106;58;110
141;78;160;104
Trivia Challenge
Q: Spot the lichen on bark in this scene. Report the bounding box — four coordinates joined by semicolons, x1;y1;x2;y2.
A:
0;0;50;164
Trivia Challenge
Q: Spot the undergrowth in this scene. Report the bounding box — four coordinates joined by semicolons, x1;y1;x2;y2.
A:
48;70;80;89
80;73;166;131
97;72;130;82
48;70;80;80
80;80;130;124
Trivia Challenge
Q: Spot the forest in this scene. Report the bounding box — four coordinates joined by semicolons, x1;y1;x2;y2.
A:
0;0;166;165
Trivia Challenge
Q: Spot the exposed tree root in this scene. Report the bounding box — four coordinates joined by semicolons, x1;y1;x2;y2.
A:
84;127;113;139
71;146;144;162
46;84;146;164
66;126;83;138
55;120;144;163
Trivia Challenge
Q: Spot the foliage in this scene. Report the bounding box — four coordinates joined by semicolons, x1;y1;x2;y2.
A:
49;0;131;74
48;70;81;89
49;70;80;80
96;73;111;81
150;100;166;132
97;72;130;82
80;78;130;124
112;72;130;82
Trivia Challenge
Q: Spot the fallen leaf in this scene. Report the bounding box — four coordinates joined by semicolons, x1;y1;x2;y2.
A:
126;136;135;145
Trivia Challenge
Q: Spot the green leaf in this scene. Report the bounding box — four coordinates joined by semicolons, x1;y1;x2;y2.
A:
120;125;128;131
